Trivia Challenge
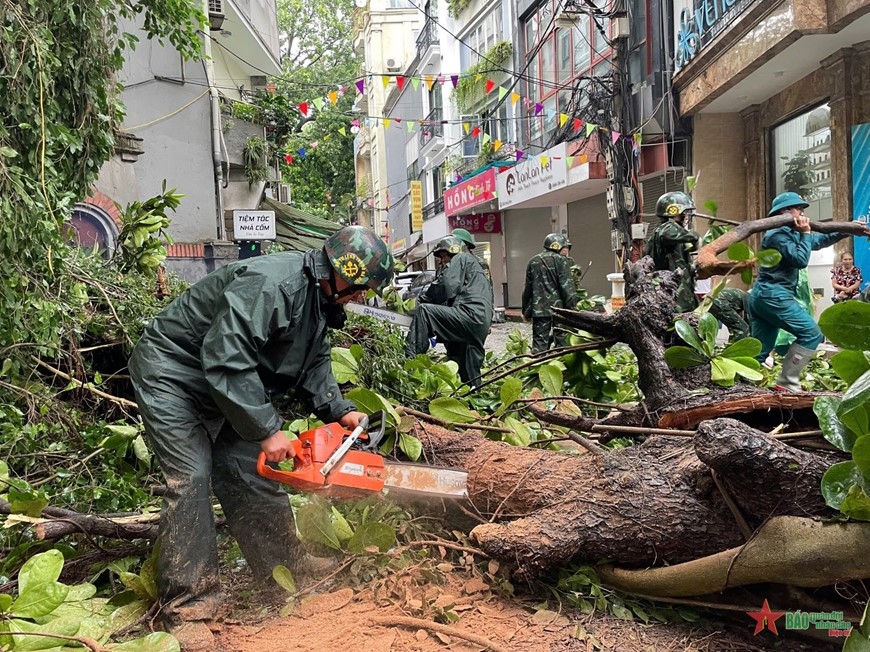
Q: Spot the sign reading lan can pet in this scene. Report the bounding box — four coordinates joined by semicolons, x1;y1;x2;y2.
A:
233;210;276;240
447;212;502;235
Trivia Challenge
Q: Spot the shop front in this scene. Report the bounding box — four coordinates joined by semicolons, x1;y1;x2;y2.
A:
673;0;870;313
496;141;609;307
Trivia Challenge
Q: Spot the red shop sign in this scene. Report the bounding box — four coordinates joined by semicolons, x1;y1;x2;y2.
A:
443;168;499;216
447;212;502;234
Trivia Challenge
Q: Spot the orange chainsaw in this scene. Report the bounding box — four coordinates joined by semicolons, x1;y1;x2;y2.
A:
256;411;467;499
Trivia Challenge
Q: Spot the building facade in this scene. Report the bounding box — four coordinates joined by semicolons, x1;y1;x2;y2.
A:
674;0;870;313
78;0;281;281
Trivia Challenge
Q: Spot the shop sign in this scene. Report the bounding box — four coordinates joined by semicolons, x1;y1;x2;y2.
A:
232;210;275;240
391;238;406;254
410;180;423;232
852;124;870;285
444;168;498;216
673;0;755;72
497;143;568;209
447;212;502;235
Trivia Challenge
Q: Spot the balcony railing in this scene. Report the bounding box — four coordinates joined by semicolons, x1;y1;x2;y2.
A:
422;197;444;221
415;18;439;60
419;107;443;148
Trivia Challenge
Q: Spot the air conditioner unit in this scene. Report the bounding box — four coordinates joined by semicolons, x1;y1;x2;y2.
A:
208;0;225;30
385;58;401;72
250;76;268;93
278;183;291;204
554;6;584;30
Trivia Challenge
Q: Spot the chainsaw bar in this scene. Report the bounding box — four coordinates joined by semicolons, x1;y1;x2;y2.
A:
383;463;467;499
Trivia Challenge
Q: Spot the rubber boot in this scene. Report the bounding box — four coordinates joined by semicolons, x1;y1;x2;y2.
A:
774;343;815;392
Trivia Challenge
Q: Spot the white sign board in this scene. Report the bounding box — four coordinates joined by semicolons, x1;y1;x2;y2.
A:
497;142;568;209
233;210;276;240
344;302;413;328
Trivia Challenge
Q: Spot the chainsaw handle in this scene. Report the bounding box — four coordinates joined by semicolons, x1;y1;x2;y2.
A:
256;439;305;484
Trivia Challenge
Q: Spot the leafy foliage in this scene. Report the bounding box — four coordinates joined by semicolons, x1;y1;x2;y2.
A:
453;42;513;112
114;183;181;274
665;314;763;386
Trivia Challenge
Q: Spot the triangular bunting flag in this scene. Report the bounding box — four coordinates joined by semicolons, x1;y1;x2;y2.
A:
567;156;574;167
612;131;621;144
498;86;508;101
328;90;338;106
493;139;503;152
406;121;414;133
463;122;470;135
534;103;543;116
540;155;549;167
411;76;420;91
482;132;491;145
313;97;323;111
560;113;569;127
475;73;483;82
511;92;521;107
355;79;365;94
396;76;406;91
383;118;392;129
451;75;459;88
573;118;582;132
284;154;293;165
298;102;308;116
395;118;402;123
586;122;596;136
381;75;390;89
634;132;643;145
424;75;435;90
470;126;481;138
298;148;306;158
338;126;346;136
437;75;446;85
547;109;556;120
484;79;496;94
516;150;524;160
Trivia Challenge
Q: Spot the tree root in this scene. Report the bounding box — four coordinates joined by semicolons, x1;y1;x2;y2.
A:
597;516;870;597
370;615;511;652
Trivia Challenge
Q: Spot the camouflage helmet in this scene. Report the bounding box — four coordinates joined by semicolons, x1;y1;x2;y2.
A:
433;236;463;257
656;191;696;219
543;233;569;252
451;228;477;250
323;226;394;295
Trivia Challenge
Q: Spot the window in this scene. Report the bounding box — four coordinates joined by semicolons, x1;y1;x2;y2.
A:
770;103;832;221
68;203;118;258
557;28;571;82
463;7;504;67
461;114;480;158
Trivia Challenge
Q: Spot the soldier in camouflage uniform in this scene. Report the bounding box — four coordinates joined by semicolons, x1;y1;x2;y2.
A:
452;227;494;306
129;226;393;650
522;233;578;353
405;236;493;386
709;287;750;341
645;191;700;312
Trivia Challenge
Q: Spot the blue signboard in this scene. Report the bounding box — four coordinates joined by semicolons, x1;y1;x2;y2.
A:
853;124;870;289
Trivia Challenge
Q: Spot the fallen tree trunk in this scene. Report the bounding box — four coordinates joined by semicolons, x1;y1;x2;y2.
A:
0;499;159;540
416;417;842;581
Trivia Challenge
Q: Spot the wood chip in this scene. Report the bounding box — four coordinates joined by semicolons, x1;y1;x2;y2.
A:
415;629;429;641
463;578;488;594
435;632;452;645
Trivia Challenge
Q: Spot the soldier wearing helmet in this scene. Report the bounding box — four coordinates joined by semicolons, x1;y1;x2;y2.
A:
128;226;393;647
522;233;578;353
406;235;493;386
749;192;870;391
644;191;700;312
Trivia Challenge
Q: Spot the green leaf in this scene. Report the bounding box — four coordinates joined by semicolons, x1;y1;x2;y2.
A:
674;320;705;354
64;582;97;602
664;346;707;369
503;416;532;447
843;602;870;651
726;242;752;262
118;572;152;602
830;350;870;385
345;387;399;426
347;522;396;553
819;301;870;350
698;313;719;353
11;580;69;619
740;267;753;285
330;507;354;542
428;397;477;424
538;363;563;396
495;376;523;417
398;433;423;461
109;600;149;631
841;483;870;521
0;594;11;612
710;358;736;386
132;435;151;470
7;482;48;517
105;424;139;438
107;632;181;652
721;337;762;359
272;565;297;594
755;249;782;268
348;343;364;362
854;436;870;478
4;616;80;651
814;396;858;452
295;503;341;550
330;347;359;384
839;370;870;436
821;461;863;510
17;550;64;596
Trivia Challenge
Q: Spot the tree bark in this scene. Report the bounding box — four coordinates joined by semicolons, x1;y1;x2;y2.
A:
0;499;158;540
